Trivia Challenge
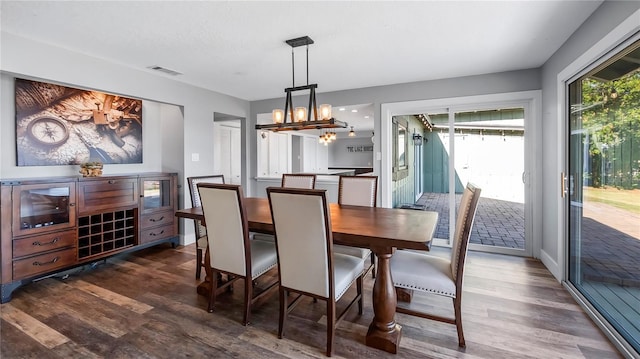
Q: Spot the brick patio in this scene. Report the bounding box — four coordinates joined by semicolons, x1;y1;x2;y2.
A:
415;192;525;249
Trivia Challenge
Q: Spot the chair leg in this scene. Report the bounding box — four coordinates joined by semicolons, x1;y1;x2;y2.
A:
278;288;286;339
326;300;335;357
453;297;465;347
371;254;376;279
243;276;252;326
196;247;203;279
357;276;363;315
208;269;219;313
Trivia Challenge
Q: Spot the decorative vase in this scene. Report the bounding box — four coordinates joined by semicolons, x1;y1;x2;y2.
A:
79;162;103;177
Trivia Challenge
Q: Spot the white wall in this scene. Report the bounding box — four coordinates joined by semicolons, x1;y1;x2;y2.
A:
0;32;250;245
539;1;640;280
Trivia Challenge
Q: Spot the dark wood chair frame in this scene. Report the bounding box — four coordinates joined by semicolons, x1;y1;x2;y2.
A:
187;175;225;279
267;187;364;357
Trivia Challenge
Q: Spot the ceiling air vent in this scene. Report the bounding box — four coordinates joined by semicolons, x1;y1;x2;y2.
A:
147;65;182;76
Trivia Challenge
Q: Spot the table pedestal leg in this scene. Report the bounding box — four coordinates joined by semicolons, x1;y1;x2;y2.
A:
366;250;401;353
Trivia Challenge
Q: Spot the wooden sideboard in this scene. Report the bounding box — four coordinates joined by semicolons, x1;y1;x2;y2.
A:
0;172;179;303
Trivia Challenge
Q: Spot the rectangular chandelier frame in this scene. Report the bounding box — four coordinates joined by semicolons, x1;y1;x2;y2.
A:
255;36;348;132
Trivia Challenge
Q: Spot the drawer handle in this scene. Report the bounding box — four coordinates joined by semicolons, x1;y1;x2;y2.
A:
33;256;60;266
32;237;59;246
149;230;165;237
150;216;165;222
108;180;116;184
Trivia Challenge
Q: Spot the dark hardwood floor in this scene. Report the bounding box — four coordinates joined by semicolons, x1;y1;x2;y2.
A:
1;244;622;358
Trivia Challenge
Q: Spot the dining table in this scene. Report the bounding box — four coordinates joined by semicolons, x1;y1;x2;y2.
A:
175;197;438;354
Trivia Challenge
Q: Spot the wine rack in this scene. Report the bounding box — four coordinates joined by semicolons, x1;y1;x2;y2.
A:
77;209;136;259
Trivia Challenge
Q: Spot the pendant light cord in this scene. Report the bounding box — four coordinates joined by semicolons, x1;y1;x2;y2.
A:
291;47;295;87
306;44;309;85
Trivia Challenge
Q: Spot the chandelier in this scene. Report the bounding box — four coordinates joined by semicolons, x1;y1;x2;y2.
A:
255;36;348;132
319;130;337;146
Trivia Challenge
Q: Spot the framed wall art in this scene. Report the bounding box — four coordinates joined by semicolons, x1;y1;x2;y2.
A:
15;78;143;166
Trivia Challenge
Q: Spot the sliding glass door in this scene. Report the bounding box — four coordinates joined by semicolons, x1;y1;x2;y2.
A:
414;105;529;255
567;39;640;353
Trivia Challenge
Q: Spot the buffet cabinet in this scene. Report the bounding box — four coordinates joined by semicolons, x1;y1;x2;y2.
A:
0;173;179;302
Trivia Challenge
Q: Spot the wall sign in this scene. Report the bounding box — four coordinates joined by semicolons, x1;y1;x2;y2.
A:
15;78;143;166
346;145;373;152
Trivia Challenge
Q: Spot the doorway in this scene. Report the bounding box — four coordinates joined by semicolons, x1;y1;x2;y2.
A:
382;92;540;256
213;115;242;185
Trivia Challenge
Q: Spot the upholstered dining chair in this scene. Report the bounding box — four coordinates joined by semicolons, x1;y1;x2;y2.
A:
197;183;279;326
253;173;318;243
266;187;364;357
187;174;225;279
390;183;481;347
333;175;378;277
281;173;317;189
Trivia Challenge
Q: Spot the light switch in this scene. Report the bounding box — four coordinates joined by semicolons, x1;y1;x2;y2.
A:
191;153;200;162
375;152;381;161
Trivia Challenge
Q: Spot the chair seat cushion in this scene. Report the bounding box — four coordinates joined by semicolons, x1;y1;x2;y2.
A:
333;253;364;300
390;250;456;298
197;236;208;249
250;239;278;278
333;245;371;260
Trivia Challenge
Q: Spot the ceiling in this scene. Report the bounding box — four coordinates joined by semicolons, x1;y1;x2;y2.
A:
1;1;603;104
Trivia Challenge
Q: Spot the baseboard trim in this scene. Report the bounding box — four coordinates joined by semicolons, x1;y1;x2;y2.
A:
540;249;561;282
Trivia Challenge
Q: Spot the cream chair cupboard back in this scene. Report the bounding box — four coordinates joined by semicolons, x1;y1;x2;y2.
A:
390;183;481;347
267;187;364;357
281;173;316;189
197;183;278;326
338;175;377;207
334;175;378;277
187;174;225;279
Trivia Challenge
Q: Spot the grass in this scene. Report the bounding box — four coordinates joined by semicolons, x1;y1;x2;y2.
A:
583;187;640;215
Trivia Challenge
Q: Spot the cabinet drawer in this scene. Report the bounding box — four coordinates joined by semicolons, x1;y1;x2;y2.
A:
13;247;77;279
78;178;138;215
139;224;175;245
140;210;174;230
13;229;76;258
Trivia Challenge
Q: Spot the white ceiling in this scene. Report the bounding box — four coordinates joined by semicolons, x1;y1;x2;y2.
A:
1;1;602;104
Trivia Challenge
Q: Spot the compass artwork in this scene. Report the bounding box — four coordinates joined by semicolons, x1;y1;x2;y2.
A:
15;78;143;166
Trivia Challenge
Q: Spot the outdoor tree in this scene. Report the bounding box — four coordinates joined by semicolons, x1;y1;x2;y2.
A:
580;71;640;189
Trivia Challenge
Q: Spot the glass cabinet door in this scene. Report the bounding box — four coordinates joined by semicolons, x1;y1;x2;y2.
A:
12;182;77;237
140;176;174;214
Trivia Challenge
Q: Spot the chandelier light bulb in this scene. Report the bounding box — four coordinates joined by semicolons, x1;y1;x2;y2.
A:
272;109;284;124
294;107;307;122
319;104;332;120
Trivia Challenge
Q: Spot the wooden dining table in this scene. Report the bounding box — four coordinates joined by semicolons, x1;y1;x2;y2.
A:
175;197;438;354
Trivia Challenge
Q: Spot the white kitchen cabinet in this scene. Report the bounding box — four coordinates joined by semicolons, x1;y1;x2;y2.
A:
302;135;328;173
257;131;289;177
